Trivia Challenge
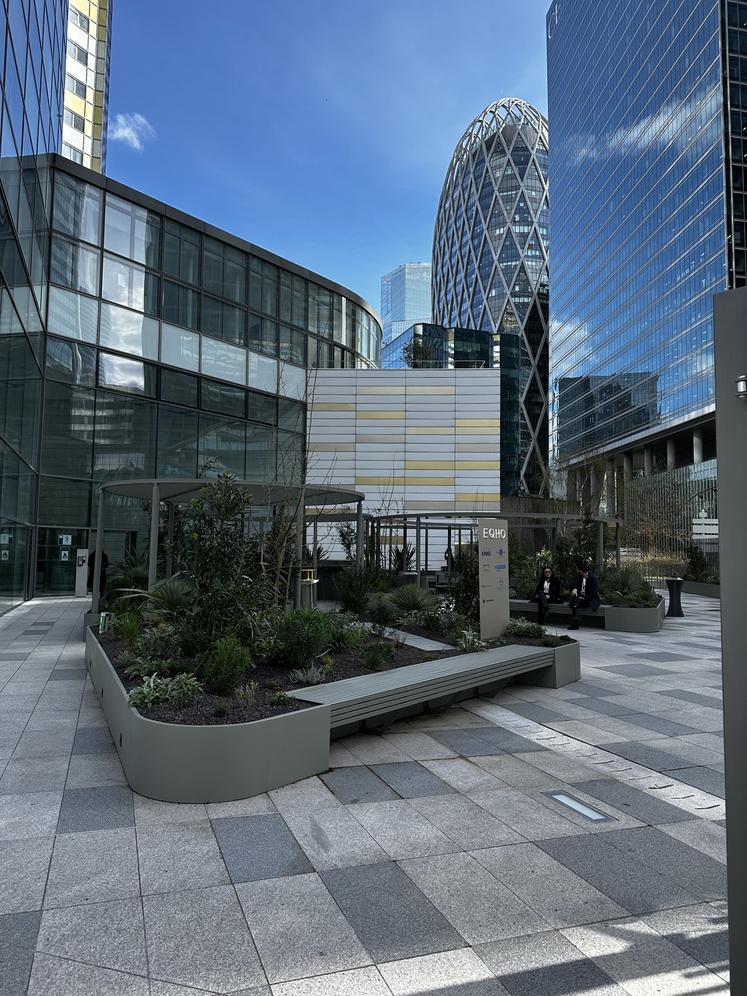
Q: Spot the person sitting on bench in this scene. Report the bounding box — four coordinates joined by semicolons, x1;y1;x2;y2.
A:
531;565;561;624
568;561;601;629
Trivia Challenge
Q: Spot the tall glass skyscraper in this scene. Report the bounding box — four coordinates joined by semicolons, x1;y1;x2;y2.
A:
62;0;113;171
380;262;431;344
432;98;550;495
548;1;745;514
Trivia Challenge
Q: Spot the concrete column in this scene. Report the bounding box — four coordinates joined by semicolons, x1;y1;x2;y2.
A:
91;488;105;614
666;438;676;471
693;428;704;464
623;452;633;481
596;520;605;569
643;446;653;476
615;464;625;516
147;483;160;591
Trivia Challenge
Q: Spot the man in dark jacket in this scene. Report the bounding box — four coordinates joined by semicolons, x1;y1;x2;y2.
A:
532;566;561;624
568;561;601;629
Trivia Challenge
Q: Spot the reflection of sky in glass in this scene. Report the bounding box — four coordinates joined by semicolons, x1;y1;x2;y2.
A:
99;353;146;392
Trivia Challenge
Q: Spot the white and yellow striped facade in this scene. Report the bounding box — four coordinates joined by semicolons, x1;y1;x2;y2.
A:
307;368;501;514
62;0;112;172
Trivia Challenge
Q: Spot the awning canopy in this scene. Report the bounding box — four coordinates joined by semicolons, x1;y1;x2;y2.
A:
98;478;364;508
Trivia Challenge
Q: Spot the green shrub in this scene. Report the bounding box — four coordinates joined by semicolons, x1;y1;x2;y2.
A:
128;672;201;709
367;595;398;627
326;613;366;651
420;599;469;637
503;618;546;638
202;636;252;695
134;625;177;661
683;543;712;583
335;565;373;614
169;673;203;706
453;551;479;622
541;635;564;648
448;627;486;652
389;584;436;615
122;574;194;624
264;608;332;669
363;641;395;672
289;664;327;685
270;690;291;707
599;566;658;608
123;656;159;679
233;680;259;707
112;612;141;650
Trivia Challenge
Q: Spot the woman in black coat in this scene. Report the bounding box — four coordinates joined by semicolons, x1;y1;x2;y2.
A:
532;566;561;624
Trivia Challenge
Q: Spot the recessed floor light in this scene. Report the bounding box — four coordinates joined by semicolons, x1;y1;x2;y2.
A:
545;791;614;822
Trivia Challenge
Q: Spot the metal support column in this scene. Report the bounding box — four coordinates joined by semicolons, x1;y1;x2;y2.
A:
165;502;175;578
693;428;704;464
91;488;105;615
294;508;304;609
415;516;421;586
355;500;364;567
147;483;160;591
312;519;318;573
666;438;676;471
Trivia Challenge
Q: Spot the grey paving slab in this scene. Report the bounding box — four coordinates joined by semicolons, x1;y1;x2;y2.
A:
427;727;506;757
498;702;566;724
665;766;726;798
65;751;127;788
281;805;387;870
12;729;75;759
205;795;276;819
211;813;313;883
378;948;508;995
603;827;727;901
0;755;69;794
36;897;147;976
471;842;627;928
44;828;140;907
470;726;549;754
399;851;548;945
133;795;207;826
471;754;563;790
408;794;524;849
642;904;729;978
143;885;266;992
349;800;460;860
321;860;465;963
470;788;586;841
382;731;458;760
27;953;150;996
370;760;457;798
270;967;390;996
573;696;636;717
72;725;115;754
0;836;54;914
571;778;692;825
0;910;41;996
513;749;604;784
337;734;412;764
475;930;625;996
538;834;698;914
419;758;508;795
657;820;727;864
662;689;723;708
48;667;87;680
597;663;672;677
237;872;371;983
621;713;701;736
320;766;401;804
138;819;230;893
268;776;342;814
0;790;62;840
602;741;698;772
57;784;134;833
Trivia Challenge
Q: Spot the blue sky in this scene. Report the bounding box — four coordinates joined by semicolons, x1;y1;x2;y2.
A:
108;0;549;313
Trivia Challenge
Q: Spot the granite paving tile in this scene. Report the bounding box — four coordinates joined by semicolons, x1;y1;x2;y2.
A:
212;813;313;883
620;713;701;736
602;741;698;772
270;967;390;995
320;766;400;804
633;651;697;662
470;754;563;789
0;755;69;794
571;778;692;824
471;842;627;927
513;749;605;784
65;751;127;788
12;729;75;759
664;766;725;798
281;805;388;870
370;760;458;798
143;885;266;992
0;836;54;914
237;872;371;983
574;696;636;717
469;788;586;841
337;734;411;764
27;953;150;996
426;727;506;757
538;834;698;914
269;776;342;814
602;827;727;901
662;690;723;708
418;758;508;795
382;731;458;760
57;784;134;833
0;910;41;996
321;860;465;963
0;790;62;840
72;725;116;754
378;948;507;995
497;702;567;724
43;828;140;907
597;663;672;677
408;794;524;849
36;897;147;975
641;904;729;978
132;795;207;826
467;726;549;754
205;795;275;819
138;819;230;893
47;667;87;680
656;820;727;864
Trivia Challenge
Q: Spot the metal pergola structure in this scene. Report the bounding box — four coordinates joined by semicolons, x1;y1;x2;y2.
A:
90;479;366;614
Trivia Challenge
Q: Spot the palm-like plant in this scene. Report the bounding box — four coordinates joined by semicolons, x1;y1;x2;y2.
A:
389;583;437;614
121;574;195;623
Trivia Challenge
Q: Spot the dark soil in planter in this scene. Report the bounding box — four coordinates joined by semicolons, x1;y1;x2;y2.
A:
96;631;460;726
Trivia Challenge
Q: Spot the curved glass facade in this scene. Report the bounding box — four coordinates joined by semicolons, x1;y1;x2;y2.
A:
432;98;550;495
547;0;728;464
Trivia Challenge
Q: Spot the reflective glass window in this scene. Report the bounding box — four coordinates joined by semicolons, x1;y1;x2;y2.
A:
160;323;199;371
278;398;304;433
53;172;101;244
47;286;98;343
279;324;306;365
201;337;246;385
248;350;277;393
201;295;245;344
50;235;99;294
198;413;246;478
245;423;276;482
278;361;306;400
163;220;200;285
249;258;278;316
45;337;96;386
93;392;157;480
201;379;246;417
98;353;157;397
104;194;161;268
157;404;198;477
249;314;278;355
162;280;198;329
203;236;246;304
102;254;159;315
41;381;95;475
248;390;276;425
99;303;159;359
160;369;198;407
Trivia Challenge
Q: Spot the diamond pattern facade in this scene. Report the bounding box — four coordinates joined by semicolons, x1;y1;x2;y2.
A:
432;98;549;494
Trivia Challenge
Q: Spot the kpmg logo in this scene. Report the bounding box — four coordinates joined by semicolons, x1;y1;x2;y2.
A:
547;1;560;40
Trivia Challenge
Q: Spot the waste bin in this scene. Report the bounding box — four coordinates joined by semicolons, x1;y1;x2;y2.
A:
300;568;318;608
665;577;685;617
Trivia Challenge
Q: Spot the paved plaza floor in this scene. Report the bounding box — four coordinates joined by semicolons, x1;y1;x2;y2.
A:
0;594;729;994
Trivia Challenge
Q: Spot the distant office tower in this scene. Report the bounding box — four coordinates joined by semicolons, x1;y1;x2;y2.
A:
380;263;432;344
432;98;550;495
547;0;745;544
62;0;112;171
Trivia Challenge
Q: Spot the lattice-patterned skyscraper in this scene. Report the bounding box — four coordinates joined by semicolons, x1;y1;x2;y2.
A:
432;98;549;495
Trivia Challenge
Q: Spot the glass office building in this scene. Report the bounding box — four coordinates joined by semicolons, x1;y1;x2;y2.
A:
380;262;431;344
61;0;112;171
547;0;746;494
2;155;381;610
432;98;550;496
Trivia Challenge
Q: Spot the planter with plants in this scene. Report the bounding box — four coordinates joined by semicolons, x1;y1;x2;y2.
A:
681;543;720;597
598;566;665;633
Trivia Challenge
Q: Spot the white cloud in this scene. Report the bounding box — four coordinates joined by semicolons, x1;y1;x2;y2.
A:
110;112;156;152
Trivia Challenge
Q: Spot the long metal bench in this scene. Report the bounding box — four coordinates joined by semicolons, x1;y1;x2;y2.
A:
511;598;605;627
290;643;578;735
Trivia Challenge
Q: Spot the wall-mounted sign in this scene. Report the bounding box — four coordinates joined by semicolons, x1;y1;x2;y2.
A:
58;534;73;547
0;550;9;562
75;549;89;598
0;533;11;545
477;517;510;640
60;549;70;562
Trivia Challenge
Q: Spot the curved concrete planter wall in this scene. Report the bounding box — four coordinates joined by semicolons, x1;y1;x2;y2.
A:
604;597;665;634
85;630;331;804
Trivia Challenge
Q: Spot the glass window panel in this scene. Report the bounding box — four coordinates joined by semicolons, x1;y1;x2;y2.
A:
104;193;161;268
157;404;199;477
203;236;246;304
160;323;199;371
247;390;276;425
93;391;157;480
279;324;306;365
248;350;277;393
38;476;91;527
201;378;246;417
249;314;277;355
163;220;200;284
278;398;304;433
52;172;101;244
278;361;306;400
47;286;98;343
102;254;158;315
41;381;95;475
99;303;159;359
45;336;96;386
0;333;41;467
245;423;276;482
50;235;99;294
277;429;303;485
201;337;246;385
98;353;157;396
162;280;198;329
160;369;198;407
198;413;246;478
